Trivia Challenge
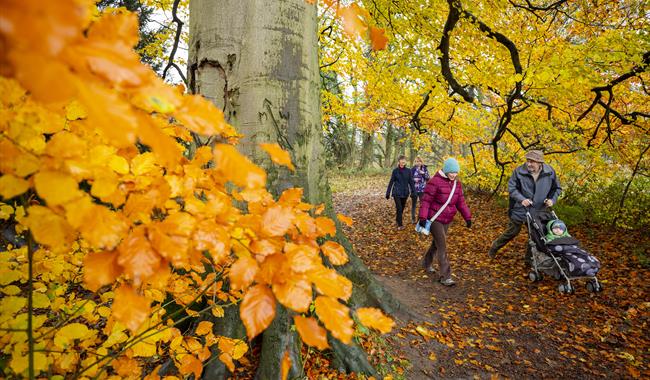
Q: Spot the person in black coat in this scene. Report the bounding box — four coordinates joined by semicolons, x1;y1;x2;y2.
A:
386;155;416;229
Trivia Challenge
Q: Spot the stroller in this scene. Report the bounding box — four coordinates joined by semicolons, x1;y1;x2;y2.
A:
525;209;603;294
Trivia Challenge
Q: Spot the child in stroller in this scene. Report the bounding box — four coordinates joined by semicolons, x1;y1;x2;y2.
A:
525;210;603;294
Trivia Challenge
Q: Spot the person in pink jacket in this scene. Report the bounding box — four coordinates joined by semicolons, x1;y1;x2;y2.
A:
418;158;472;286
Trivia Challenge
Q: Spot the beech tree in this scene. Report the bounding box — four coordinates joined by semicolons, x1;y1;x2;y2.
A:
187;1;401;377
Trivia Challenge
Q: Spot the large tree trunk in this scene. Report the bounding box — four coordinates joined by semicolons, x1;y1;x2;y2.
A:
188;1;403;378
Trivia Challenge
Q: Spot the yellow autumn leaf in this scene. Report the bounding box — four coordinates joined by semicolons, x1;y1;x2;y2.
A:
0;174;30;199
33;170;80;206
32;292;51;308
108;155;130;174
259;143;295;171
24;205;74;248
131;152;157;176
53;323;91;349
65;100;88;120
0;203;14;220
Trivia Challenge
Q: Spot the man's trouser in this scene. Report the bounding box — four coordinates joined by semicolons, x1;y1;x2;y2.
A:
490;218;532;263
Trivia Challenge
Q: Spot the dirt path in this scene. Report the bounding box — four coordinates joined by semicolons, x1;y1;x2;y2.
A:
333;185;649;379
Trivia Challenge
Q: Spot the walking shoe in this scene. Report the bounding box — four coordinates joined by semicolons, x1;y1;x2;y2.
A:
397;226;405;230
488;248;497;258
440;278;456;286
425;266;435;273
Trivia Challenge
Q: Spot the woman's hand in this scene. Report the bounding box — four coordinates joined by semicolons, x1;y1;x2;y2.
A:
418;219;427;228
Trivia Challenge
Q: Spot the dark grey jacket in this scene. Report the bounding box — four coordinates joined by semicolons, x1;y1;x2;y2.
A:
508;163;562;222
386;167;415;198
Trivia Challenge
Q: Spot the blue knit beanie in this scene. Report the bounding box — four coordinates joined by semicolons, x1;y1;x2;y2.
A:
443;158;460;174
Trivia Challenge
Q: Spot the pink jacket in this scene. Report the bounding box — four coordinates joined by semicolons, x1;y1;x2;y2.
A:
418;171;471;224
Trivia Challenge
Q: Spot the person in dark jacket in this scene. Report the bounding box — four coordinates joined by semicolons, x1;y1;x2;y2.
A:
386;155;416;229
488;149;562;263
418;158;472;286
410;156;430;223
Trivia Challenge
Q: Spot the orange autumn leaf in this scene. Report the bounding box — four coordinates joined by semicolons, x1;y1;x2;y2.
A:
112;285;150;332
315;216;336;236
76;82;138;148
320;241;348;265
281;350;291;380
314;296;353;344
213;144;266;189
261;205;295;237
294;315;329;350
278;187;303;205
83;250;122;292
356;307;395;334
179;354;203;380
175;94;233;136
195;321;213;336
272;273;312;313
285;243;320;273
369;26;389;50
229;256;259;291
336;4;368;38
250;239;280;257
308;265;352;301
117;226;161;284
294;213;318;238
112;356;140;377
240;284;276;340
79;205;129;250
336;213;354;226
259;143;295;171
313;204;325;215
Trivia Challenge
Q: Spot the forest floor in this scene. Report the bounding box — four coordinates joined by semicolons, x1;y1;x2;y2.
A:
330;174;649;379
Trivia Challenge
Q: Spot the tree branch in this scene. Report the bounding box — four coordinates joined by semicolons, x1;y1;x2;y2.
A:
613;143;650;226
161;0;187;86
409;89;432;134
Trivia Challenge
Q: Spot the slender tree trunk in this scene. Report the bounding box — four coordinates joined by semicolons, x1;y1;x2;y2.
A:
188;1;403;378
384;123;394;168
358;130;373;170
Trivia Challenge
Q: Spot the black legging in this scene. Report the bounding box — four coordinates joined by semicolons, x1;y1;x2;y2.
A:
411;192;423;222
393;196;408;227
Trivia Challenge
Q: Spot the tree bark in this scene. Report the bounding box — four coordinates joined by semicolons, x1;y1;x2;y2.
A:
188;1;404;378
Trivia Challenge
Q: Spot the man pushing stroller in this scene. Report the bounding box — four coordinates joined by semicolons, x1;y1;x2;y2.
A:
488;149;562;265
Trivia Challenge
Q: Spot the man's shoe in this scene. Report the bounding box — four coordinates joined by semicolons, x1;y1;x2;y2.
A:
488;248;497;258
440;278;456;286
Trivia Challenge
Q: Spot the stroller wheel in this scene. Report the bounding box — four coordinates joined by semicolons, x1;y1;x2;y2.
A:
528;271;542;282
558;283;574;294
587;280;603;293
